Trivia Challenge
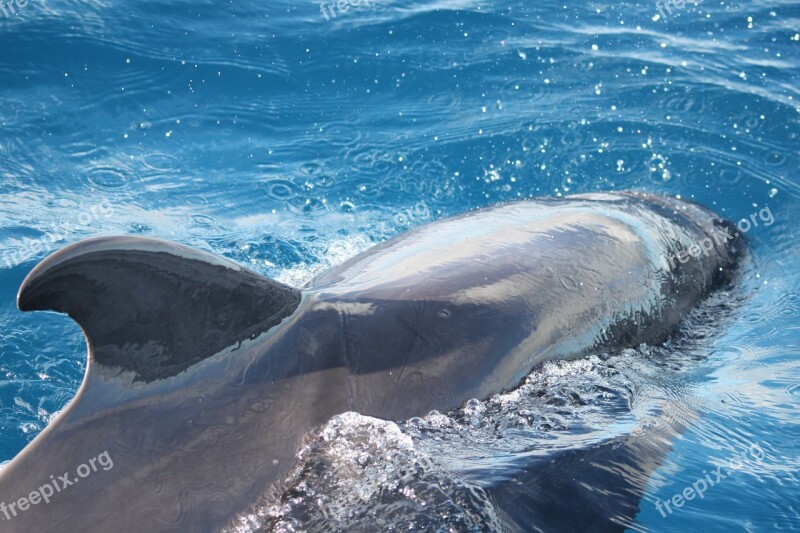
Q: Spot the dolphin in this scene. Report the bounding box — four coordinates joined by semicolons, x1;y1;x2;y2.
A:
0;191;744;532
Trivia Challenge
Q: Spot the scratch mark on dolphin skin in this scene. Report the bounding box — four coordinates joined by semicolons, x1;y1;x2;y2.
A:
396;299;428;384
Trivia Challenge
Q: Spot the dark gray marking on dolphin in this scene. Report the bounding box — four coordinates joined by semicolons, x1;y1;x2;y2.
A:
18;239;301;382
0;191;744;532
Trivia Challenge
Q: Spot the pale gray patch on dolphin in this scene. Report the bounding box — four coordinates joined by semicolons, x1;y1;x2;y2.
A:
313;301;378;315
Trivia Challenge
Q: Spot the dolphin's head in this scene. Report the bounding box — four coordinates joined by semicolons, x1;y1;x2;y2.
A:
570;191;747;282
626;191;748;273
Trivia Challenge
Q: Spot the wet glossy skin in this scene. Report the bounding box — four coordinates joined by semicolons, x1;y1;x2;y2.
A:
309;192;743;418
0;192;743;532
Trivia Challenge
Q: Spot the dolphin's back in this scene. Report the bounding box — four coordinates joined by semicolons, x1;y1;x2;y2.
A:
307;192;743;418
0;192;744;532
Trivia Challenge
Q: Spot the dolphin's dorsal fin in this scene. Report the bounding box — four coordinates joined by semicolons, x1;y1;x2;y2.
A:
17;236;301;382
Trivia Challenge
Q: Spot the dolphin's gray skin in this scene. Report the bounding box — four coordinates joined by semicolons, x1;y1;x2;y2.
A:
0;191;744;532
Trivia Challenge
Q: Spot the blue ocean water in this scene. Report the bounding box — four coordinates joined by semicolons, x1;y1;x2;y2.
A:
0;0;798;530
